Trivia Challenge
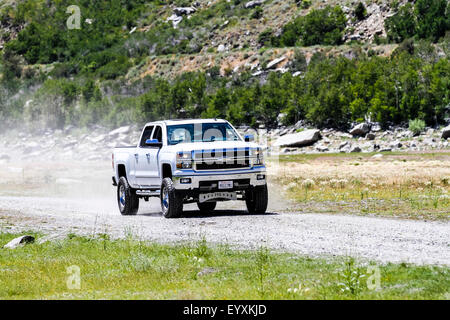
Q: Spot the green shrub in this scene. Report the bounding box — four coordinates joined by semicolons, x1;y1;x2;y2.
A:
409;119;426;135
354;2;367;21
386;0;449;43
275;6;347;47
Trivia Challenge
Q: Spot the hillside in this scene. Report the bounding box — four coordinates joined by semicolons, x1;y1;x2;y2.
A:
0;0;449;131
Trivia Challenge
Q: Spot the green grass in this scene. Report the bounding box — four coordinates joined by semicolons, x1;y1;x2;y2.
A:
0;232;448;299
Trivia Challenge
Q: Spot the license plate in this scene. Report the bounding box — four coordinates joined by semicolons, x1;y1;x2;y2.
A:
199;192;237;203
218;180;233;189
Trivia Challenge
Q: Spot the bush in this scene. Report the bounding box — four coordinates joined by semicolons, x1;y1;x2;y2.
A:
385;3;417;43
276;6;347;47
251;7;263;20
386;0;450;43
409;119;426;135
354;2;367;21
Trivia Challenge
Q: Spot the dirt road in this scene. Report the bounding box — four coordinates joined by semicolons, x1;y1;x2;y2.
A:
1;192;449;266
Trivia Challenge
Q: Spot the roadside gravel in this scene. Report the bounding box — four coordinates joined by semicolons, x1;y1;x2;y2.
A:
1;195;448;266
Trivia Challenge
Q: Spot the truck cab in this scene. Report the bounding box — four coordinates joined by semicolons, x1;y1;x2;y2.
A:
112;119;268;218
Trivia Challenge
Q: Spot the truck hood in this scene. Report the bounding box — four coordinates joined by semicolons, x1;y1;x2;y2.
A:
164;140;260;152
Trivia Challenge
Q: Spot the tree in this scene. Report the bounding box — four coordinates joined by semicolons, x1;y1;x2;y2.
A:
385;4;417;43
354;2;367;21
415;0;449;42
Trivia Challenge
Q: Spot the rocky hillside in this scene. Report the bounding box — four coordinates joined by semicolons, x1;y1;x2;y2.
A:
0;0;448;133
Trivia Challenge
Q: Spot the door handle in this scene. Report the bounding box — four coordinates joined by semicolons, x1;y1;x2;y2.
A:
134;153;138;162
146;153;151;162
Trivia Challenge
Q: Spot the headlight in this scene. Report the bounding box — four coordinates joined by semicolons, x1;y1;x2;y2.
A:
176;152;193;169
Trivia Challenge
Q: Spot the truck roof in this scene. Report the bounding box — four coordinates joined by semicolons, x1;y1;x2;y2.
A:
144;119;228;127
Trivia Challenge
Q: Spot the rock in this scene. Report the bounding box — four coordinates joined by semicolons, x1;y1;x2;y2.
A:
315;145;329;152
167;14;183;27
197;267;217;277
390;140;402;148
266;56;286;70
372;154;383;159
350;123;370;136
339;141;349;149
366;133;376;140
217;44;226;52
371;123;382;132
274;129;321;148
245;0;264;9
349;146;362;153
109;126;131;137
37;233;65;245
442;125;450;139
91;134;107;143
4;235;35;249
173;7;196;16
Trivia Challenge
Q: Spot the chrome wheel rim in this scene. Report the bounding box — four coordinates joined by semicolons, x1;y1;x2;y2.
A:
119;185;126;211
161;187;169;214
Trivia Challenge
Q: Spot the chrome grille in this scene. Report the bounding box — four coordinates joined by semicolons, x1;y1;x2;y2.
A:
194;149;251;170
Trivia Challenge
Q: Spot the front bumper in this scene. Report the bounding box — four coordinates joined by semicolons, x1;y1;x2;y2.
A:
172;166;267;190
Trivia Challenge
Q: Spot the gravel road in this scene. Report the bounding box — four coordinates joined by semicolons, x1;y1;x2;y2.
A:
1;194;449;266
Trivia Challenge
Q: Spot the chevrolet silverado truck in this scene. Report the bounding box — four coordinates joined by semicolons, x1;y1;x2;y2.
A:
112;119;268;218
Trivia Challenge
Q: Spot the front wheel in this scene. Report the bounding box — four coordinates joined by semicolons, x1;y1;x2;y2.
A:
161;177;183;218
197;201;217;213
245;185;268;214
117;176;139;215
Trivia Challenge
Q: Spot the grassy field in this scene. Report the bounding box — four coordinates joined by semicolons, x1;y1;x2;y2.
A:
0;232;448;300
270;152;450;220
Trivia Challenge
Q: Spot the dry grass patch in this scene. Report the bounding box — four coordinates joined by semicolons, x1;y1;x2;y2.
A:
269;153;450;220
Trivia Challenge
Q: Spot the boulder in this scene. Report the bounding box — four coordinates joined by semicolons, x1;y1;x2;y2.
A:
366;133;376;140
349;146;362;153
274;129;321;148
109;126;131;137
173;7;196;16
4;235;35;249
315;145;329;152
265;56;286;70
245;0;264;9
442;125;450;139
350;123;370;136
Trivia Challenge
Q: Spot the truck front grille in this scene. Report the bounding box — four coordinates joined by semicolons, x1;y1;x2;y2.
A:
194;149;251;171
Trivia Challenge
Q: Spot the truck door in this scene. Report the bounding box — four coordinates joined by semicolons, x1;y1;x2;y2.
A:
135;125;162;188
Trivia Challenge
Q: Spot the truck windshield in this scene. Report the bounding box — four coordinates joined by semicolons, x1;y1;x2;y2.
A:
167;123;241;145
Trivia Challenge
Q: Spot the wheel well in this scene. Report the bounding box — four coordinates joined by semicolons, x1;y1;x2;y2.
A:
118;164;126;179
162;163;172;179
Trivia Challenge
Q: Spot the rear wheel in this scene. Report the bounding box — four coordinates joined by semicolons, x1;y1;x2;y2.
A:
197;201;217;213
245;185;268;214
117;176;139;215
161;177;183;218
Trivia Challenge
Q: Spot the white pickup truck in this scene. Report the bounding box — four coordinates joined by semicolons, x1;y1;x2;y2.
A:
112;119;268;218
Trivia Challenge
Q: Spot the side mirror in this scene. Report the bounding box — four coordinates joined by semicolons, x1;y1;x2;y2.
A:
244;134;254;142
145;139;162;148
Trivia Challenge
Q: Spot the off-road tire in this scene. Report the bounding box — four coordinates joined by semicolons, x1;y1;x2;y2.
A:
245;184;268;214
117;176;139;215
197;201;217;213
161;177;183;218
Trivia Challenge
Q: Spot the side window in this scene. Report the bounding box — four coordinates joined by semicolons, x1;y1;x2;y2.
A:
152;126;163;143
140;126;154;147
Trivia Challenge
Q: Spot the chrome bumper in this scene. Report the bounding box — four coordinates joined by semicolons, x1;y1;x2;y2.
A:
172;167;266;190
